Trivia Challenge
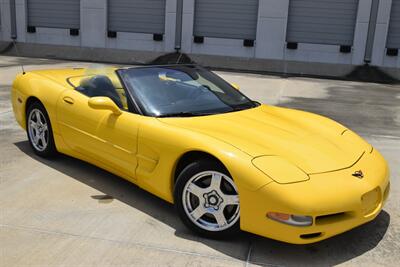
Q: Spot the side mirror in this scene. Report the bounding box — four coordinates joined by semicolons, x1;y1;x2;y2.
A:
230;83;240;90
88;97;122;115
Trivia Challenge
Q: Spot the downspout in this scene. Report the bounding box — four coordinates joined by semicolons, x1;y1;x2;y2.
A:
9;0;17;39
6;0;25;74
364;0;380;63
175;0;183;51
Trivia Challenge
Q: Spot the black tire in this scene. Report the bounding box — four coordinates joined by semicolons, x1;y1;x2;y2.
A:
26;101;57;158
174;159;240;239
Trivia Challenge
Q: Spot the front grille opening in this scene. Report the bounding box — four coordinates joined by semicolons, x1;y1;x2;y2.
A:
315;212;349;225
300;232;322;239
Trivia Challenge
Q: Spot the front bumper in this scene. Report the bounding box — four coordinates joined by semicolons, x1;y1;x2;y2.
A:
239;148;390;244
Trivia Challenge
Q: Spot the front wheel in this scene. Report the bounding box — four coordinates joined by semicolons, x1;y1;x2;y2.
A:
174;160;240;238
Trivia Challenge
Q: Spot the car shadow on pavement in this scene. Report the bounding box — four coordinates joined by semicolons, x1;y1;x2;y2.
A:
15;140;390;266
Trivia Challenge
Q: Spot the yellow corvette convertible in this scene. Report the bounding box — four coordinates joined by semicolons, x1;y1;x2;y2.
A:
11;65;390;244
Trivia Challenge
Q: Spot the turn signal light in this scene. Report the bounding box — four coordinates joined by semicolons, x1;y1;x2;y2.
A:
267;212;313;226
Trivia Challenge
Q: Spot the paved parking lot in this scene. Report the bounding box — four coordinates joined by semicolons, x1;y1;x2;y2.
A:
1;56;399;266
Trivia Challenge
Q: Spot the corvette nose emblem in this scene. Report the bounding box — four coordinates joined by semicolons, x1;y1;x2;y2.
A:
352;170;364;179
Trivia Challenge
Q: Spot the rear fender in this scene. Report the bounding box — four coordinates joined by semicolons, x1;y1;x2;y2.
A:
12;72;69;134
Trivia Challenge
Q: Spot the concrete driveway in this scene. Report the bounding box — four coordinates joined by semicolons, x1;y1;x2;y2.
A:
1;56;399;266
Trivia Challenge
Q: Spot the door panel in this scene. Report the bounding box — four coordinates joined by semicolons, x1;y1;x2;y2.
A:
95;112;140;177
57;90;106;156
56;90;139;178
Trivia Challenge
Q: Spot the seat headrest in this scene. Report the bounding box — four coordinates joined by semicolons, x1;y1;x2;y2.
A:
80;75;123;108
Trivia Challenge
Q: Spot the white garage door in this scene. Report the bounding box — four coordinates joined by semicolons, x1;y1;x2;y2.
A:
108;0;166;34
27;0;80;29
387;0;400;48
286;0;359;46
193;0;259;40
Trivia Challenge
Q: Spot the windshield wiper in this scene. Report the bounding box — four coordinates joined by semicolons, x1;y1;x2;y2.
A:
157;111;213;118
231;101;259;111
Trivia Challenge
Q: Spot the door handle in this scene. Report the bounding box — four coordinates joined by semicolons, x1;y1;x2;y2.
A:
63;96;74;104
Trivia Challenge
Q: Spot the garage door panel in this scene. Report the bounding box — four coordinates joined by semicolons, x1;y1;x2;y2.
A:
194;0;259;40
387;0;400;48
196;3;258;12
108;0;166;34
290;0;358;9
111;8;164;16
27;0;80;29
286;0;359;46
289;18;357;26
290;9;357;18
289;33;356;43
196;20;256;27
111;14;165;21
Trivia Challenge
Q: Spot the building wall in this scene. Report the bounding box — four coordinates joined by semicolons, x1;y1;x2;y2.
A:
0;0;399;70
371;0;400;68
0;0;177;52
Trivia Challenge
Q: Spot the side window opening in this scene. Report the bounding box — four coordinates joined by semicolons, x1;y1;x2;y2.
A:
77;75;126;109
68;73;129;111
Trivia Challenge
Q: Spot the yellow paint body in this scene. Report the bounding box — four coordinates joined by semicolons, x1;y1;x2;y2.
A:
11;69;390;244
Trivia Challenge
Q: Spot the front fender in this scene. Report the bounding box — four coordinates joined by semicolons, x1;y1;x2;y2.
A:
135;118;274;203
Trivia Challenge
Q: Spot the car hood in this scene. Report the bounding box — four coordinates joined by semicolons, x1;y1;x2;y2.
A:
159;105;369;174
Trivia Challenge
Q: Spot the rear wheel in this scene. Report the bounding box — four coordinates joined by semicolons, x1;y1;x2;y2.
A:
174;160;240;238
26;101;57;157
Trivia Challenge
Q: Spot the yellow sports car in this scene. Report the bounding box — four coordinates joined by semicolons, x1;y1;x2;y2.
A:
11;65;390;244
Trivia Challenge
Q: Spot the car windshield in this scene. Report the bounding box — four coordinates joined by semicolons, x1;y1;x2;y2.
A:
117;65;258;117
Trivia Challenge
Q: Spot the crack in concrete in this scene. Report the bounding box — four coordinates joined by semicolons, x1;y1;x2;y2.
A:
245;243;253;267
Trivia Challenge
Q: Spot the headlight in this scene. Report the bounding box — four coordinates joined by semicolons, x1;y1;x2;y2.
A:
252;156;309;184
267;212;313;226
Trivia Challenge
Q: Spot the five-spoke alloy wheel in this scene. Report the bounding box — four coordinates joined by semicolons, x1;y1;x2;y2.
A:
26;101;57;157
28;108;49;152
175;160;240;238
